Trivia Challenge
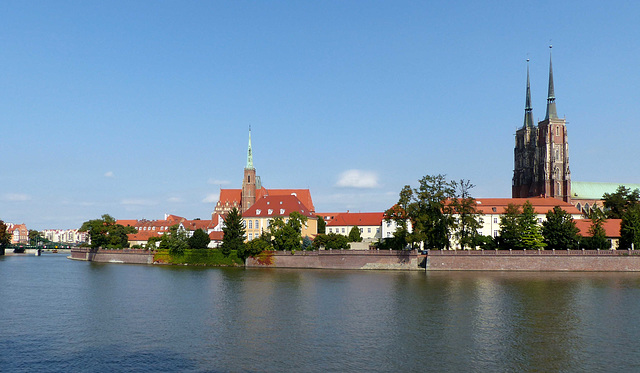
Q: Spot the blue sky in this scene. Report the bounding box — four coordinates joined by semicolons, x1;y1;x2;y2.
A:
2;1;639;230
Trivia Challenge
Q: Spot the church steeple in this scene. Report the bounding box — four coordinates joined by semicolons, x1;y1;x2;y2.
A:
246;127;254;170
523;59;534;128
545;46;558;120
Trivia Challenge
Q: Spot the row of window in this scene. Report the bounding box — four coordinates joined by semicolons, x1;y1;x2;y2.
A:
255;208;286;216
327;227;380;234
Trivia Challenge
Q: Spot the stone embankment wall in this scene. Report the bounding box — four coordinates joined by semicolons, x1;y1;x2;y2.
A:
426;249;640;271
70;248;154;265
245;250;423;270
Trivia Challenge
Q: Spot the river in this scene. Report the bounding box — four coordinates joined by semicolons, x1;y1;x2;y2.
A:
1;253;640;372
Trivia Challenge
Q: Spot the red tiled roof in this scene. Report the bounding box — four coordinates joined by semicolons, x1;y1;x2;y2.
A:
216;188;315;212
575;219;621;238
243;195;315;218
117;220;138;227
218;189;242;204
127;231;162;241
473;197;581;215
326;212;385;227
182;220;214;231
315;213;342;223
209;231;224;241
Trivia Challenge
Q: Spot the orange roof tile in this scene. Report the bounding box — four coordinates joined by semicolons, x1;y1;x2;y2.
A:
575;219;621;238
326;212;385;227
473;197;581;215
243;194;315;218
209;231;224;241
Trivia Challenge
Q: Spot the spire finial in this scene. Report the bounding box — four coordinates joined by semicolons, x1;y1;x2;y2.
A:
545;45;558;120
246;127;254;170
523;58;534;128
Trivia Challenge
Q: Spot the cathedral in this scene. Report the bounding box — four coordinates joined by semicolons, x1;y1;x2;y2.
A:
512;48;571;203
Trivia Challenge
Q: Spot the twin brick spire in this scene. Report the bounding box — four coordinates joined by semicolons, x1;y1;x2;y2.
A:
523;46;558;127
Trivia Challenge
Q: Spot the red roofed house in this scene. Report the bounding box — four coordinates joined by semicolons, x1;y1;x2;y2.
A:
212;130;315;218
575;219;621;249
8;223;29;244
242;194;317;242
326;212;385;241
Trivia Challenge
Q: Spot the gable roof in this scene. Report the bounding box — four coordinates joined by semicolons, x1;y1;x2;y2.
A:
181;219;214;231
326;212;385;227
243;194;315;218
215;188;315;213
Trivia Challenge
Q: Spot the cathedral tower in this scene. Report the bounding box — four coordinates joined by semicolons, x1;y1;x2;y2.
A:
512;47;571;202
241;129;257;212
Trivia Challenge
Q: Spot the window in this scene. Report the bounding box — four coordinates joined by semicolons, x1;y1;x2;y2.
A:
387;232;391;237
280;209;285;215
493;230;499;237
248;220;253;229
492;207;497;212
256;209;261;215
248;175;251;182
538;218;543;223
342;228;345;233
248;233;253;240
255;220;259;229
493;218;498;224
556;126;559;136
376;228;380;233
368;228;371;233
328;228;332;233
268;209;273;215
360;228;363;233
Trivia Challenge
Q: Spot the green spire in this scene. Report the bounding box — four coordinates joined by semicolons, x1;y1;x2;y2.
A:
545;46;558;120
523;59;534;128
246;127;254;170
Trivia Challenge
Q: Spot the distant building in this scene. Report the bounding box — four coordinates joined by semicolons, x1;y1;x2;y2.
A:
41;229;88;244
7;223;28;244
575;218;621;249
513;48;571;203
325;212;384;241
118;214;224;248
242;194;317;242
571;181;640;215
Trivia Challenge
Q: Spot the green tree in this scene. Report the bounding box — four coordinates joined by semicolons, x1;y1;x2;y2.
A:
602;186;640;218
542;206;580;250
0;220;11;251
245;235;272;258
29;230;42;245
317;216;326;234
269;212;308;251
519;201;546;249
581;210;611;250
383;204;412;250
450;179;482;250
348;226;363;242
159;224;189;255
389;175;455;250
620;204;640;250
497;204;522;250
313;233;349;250
79;214;137;249
221;208;245;257
188;228;211;250
302;236;313;250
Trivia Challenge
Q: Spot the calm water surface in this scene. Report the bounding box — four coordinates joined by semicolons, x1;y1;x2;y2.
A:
2;254;640;372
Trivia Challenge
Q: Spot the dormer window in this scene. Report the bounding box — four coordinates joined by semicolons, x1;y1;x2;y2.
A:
280;209;285;215
256;209;261;215
268;209;273;215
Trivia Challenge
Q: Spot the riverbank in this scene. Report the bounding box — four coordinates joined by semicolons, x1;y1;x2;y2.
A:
68;248;640;271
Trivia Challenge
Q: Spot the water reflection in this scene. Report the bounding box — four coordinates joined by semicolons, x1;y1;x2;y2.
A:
2;256;640;372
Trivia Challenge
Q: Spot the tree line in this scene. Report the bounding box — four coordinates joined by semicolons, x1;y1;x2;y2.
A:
383;174;640;251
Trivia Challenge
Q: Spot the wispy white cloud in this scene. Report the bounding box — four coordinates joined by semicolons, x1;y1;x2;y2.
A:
120;199;157;206
202;194;218;203
3;193;31;202
104;171;114;178
208;178;230;185
336;169;380;189
167;197;183;203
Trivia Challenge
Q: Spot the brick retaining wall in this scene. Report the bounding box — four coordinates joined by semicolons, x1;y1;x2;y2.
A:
426;250;640;271
245;250;423;270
